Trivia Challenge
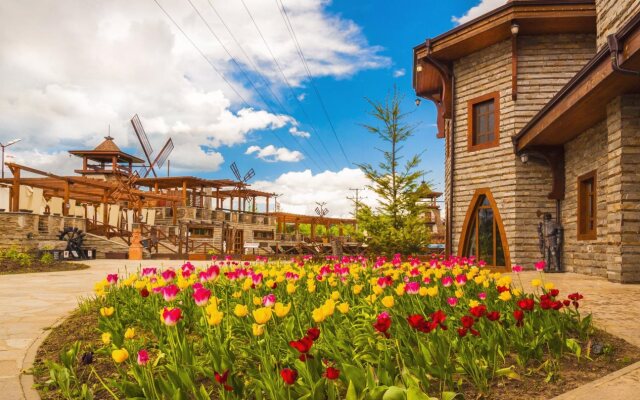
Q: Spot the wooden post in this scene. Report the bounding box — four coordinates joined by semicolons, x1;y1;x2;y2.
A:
102;190;109;233
62;181;70;216
154;182;159;193
112;156;117;172
11;166;20;212
172;202;177;225
310;223;316;240
216;188;220;209
230;195;234;211
181;180;187;206
266;197;270;214
252;196;256;212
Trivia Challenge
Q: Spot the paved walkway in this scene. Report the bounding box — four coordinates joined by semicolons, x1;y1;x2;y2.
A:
0;264;638;399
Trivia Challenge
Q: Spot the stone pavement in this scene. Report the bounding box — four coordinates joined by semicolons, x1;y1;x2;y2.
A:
0;264;638;399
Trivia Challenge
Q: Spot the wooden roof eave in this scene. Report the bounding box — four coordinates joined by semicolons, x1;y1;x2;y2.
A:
413;1;596;62
413;49;453;139
513;12;640;153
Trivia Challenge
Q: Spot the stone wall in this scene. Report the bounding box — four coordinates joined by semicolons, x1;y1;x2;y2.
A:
449;34;597;268
562;121;609;277
596;0;640;49
0;212;86;252
512;34;597;268
605;95;640;283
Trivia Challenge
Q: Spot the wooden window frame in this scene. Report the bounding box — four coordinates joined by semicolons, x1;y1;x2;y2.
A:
467;92;501;152
458;188;510;270
577;170;597;240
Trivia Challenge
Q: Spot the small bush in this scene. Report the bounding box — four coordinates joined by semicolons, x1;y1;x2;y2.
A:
40;252;55;265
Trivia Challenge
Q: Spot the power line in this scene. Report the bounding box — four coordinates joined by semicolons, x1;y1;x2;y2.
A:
185;0;319;171
203;0;332;170
274;0;351;166
239;0;339;169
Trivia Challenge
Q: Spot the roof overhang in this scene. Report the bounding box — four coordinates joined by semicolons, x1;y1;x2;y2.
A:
413;0;596;139
68;150;145;164
514;12;640;152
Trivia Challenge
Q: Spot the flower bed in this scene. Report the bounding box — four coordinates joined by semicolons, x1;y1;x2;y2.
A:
38;256;635;399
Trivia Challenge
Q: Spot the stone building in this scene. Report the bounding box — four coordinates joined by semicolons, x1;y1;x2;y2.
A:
413;0;640;282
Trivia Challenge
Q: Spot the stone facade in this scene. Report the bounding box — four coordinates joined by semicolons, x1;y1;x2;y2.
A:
0;212;86;251
448;34;597;267
596;0;640;49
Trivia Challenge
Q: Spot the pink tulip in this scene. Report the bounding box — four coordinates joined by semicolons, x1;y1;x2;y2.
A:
137;349;149;366
162;307;182;326
535;261;546;272
142;267;157;277
162;285;180;302
447;297;458;307
405;282;420;295
193;287;211;307
478;292;487;300
441;276;453;287
161;269;176;282
455;274;467;286
512;265;523;273
106;274;118;285
262;293;276;307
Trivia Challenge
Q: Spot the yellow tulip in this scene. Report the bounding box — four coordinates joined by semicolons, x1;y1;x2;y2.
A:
381;295;394;308
337;302;349;314
123;275;137;287
253;296;262;306
353;284;363;295
124;327;135;340
100;307;115;317
512;288;522;297
427;286;438;297
418;287;428;296
312;308;326;323
134;279;147;290
544;282;555;290
455;289;464;298
177;278;190;290
531;279;542;287
101;332;112;345
207;309;224;326
112;348;129;363
373;285;384;295
252;323;265;336
365;294;377;304
242;279;253;291
307;283;316;293
395;284;405;296
330;291;340;301
253;307;273;324
274;302;291;318
469;300;479;308
321;299;336;317
232;291;242;298
286;283;297;294
234;304;249;317
276;275;285;283
498;291;512;301
210;297;221;308
266;279;275;288
474;275;486;285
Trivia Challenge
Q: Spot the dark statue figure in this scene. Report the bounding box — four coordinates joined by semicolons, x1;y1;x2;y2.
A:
537;212;563;272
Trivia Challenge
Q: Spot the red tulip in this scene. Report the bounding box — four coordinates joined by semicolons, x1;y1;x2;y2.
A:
280;368;298;385
517;298;535;312
470;305;487;318
324;366;340;380
306;327;320;341
486;311;500;321
373;312;392;337
289;336;313;354
457;327;467;337
513;309;524;327
214;370;233;391
461;315;475;329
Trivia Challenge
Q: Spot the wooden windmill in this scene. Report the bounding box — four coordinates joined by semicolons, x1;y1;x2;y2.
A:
131;114;174;178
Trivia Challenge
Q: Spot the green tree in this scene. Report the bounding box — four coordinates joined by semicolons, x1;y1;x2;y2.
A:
356;87;430;255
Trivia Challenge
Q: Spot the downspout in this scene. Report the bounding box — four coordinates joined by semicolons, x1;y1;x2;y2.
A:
607;34;640;76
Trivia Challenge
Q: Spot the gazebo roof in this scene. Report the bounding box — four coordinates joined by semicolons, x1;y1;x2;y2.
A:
69;136;145;164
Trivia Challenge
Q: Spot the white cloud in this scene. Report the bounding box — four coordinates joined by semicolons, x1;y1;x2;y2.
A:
452;0;506;25
0;0;389;175
246;144;304;162
252;168;378;217
289;126;311;138
393;68;405;78
297;93;307;101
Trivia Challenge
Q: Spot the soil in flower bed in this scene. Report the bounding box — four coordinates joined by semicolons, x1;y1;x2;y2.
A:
0;259;89;275
31;302;640;400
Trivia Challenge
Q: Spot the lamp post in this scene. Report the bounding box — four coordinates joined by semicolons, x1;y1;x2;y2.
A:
1;138;21;179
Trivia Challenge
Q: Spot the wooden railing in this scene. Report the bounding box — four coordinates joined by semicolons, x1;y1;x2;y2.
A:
86;219;132;245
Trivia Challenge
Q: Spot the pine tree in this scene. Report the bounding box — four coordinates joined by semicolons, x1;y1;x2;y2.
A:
356;87;430;255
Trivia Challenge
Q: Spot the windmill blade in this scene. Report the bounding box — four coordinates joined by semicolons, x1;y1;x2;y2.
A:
131;114;154;158
324;208;330;216
243;168;255;183
145;138;174;177
315;207;320;215
230;162;242;181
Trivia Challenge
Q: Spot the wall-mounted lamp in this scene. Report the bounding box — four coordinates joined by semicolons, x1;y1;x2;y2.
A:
511;22;520;36
415;98;421;107
416;64;423;72
520;153;529;164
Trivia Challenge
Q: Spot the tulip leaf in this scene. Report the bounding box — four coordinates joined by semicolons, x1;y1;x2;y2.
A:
382;386;406;400
342;364;366;394
441;391;462;400
406;386;432;400
346;380;358;400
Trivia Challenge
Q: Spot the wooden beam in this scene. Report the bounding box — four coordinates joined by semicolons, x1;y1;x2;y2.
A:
62;181;70;216
11;166;20;212
182;180;187;206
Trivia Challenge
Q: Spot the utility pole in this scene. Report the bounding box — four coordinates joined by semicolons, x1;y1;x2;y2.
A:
273;193;282;212
1;138;22;179
347;188;366;230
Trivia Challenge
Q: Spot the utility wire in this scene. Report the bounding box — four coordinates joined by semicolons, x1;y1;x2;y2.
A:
239;0;339;169
204;0;331;170
152;0;315;170
185;0;319;171
274;0;352;166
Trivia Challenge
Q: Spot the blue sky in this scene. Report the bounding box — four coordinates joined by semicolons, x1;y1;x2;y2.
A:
0;0;497;216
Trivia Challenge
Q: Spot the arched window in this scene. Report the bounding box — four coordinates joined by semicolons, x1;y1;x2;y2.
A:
459;189;510;269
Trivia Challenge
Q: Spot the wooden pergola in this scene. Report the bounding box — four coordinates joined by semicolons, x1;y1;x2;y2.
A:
271;211;356;239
